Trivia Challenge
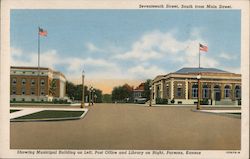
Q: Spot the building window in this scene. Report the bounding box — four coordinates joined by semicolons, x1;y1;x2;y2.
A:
12;78;17;85
224;85;231;98
41;89;45;96
177;87;182;97
235;86;241;99
31;79;35;86
12;90;16;95
22;79;26;85
21;88;26;95
40;79;45;86
156;86;160;98
31;88;35;95
192;84;198;98
203;85;209;98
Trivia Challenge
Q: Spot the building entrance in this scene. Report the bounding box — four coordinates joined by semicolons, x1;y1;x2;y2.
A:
214;85;221;101
215;92;221;101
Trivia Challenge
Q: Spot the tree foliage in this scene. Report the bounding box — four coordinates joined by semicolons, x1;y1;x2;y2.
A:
102;94;112;103
66;81;102;102
143;79;152;100
111;84;134;103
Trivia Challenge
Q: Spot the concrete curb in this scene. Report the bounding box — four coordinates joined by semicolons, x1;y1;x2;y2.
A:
192;109;241;119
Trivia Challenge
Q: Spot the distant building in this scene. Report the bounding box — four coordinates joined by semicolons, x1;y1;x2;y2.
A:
10;66;66;102
151;67;241;105
133;83;146;103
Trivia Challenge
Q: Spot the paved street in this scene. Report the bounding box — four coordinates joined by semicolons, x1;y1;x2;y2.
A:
10;104;241;150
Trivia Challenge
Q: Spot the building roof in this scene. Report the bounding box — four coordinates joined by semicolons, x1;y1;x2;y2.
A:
10;66;66;79
175;67;229;74
11;66;49;71
134;83;145;91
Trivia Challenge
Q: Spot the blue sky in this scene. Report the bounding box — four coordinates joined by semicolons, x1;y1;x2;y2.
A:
11;9;241;83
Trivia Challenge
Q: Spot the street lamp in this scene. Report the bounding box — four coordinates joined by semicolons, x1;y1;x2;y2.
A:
91;88;95;106
81;70;85;108
149;86;152;107
94;94;97;104
88;86;91;106
197;74;201;110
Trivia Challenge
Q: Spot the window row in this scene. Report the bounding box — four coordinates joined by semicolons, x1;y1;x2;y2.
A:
12;78;46;86
191;84;241;99
11;89;46;96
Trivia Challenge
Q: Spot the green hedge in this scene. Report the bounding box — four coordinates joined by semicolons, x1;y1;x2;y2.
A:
10;100;71;104
156;97;168;104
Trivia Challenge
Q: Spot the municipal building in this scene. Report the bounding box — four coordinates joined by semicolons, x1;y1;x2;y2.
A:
10;66;67;102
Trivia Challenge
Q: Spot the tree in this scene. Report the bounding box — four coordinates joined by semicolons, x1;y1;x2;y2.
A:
143;79;152;100
102;94;112;103
66;81;76;99
66;82;90;102
111;84;134;103
49;79;57;96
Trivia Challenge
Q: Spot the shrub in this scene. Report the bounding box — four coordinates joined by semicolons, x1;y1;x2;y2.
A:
162;98;168;104
171;98;175;104
201;98;209;105
238;99;241;105
156;97;168;104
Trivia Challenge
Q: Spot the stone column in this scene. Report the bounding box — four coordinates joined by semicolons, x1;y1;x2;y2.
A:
171;79;174;100
221;83;224;100
161;80;164;98
231;83;235;101
210;83;214;105
185;79;188;100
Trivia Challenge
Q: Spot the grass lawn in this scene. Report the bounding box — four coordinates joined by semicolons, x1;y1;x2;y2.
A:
13;110;85;120
10;109;21;113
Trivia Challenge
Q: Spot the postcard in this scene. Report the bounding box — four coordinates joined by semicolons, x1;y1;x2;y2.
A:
0;0;249;158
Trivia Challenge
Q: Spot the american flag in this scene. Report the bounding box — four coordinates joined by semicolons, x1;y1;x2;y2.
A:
199;43;208;52
39;27;48;36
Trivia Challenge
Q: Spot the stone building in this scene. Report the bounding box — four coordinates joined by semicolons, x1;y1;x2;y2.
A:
10;66;66;102
151;67;241;105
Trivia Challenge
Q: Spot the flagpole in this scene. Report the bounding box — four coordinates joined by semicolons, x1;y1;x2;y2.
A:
37;27;40;101
198;43;200;68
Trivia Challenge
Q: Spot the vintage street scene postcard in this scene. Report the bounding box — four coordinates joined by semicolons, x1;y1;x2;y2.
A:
0;0;249;158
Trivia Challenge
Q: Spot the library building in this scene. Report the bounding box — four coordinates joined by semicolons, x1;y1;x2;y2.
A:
151;67;241;105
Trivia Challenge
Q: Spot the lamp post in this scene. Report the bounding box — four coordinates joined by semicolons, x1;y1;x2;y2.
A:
91;88;95;106
88;86;91;106
81;70;85;108
149;86;152;106
197;74;201;110
94;94;97;104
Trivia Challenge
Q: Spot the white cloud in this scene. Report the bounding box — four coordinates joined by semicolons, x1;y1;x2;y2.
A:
11;27;227;82
114;30;188;61
222;66;241;74
85;42;103;52
114;29;217;69
219;52;236;60
11;47;23;56
10;47;120;80
127;65;165;79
